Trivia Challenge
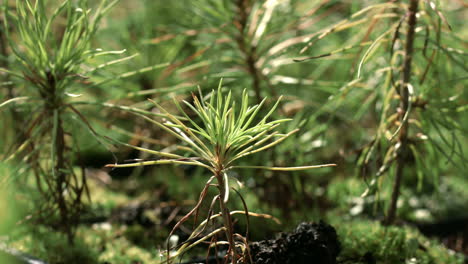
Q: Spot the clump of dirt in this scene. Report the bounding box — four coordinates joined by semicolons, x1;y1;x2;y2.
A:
249;221;340;264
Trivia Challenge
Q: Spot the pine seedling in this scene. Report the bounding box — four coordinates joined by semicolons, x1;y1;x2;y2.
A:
0;0;118;244
107;80;335;263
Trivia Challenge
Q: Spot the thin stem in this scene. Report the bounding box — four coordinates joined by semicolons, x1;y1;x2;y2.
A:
45;69;75;244
53;110;74;244
384;0;418;226
215;167;236;264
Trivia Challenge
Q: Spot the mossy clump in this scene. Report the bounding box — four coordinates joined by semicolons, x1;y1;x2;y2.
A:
9;227;98;264
333;218;464;264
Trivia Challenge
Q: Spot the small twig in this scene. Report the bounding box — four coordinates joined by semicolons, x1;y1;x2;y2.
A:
234;0;263;103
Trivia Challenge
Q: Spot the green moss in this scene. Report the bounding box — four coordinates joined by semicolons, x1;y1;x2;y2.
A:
8;223;165;264
84;175;133;215
9;227;98;264
332;218;464;264
327;177;368;209
78;224;163;264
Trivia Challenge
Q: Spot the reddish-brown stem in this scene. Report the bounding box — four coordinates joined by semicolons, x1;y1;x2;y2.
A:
384;0;418;226
53;111;74;244
234;0;262;103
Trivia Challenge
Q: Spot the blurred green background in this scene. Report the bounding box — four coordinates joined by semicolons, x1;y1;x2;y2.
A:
0;0;467;263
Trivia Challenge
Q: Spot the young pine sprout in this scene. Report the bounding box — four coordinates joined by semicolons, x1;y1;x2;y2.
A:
1;0;119;244
107;81;336;263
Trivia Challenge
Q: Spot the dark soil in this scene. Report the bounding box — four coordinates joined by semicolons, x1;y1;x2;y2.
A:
249;221;341;264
